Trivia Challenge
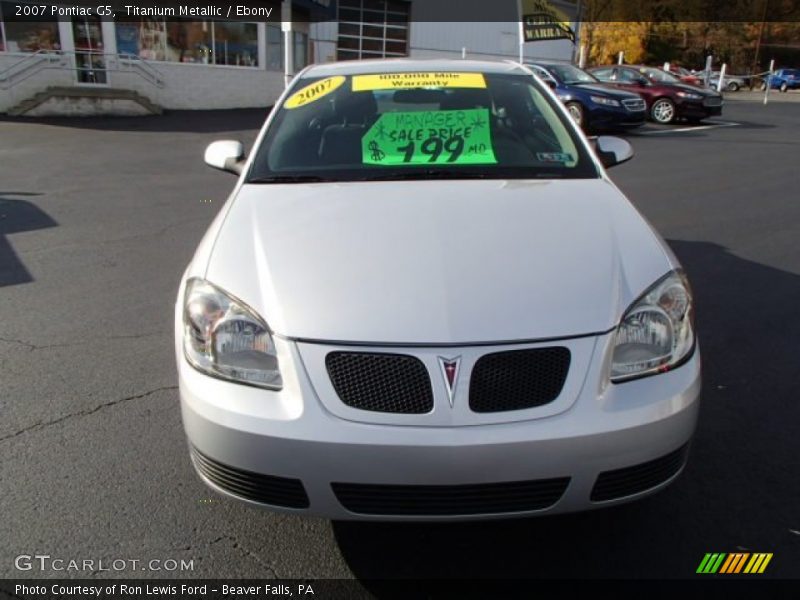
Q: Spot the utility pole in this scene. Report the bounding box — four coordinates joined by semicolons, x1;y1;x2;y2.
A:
751;0;769;86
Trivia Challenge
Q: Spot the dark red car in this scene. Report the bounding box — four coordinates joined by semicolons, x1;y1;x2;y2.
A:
664;65;705;87
588;65;723;124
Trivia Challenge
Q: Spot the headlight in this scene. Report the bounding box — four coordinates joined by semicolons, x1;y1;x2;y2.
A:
676;91;703;100
610;270;695;382
590;95;621;107
183;278;282;389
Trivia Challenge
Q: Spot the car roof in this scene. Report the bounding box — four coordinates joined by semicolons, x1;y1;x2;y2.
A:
301;58;529;79
525;61;571;67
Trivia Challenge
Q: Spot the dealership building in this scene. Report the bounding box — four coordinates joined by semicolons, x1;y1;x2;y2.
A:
0;0;578;116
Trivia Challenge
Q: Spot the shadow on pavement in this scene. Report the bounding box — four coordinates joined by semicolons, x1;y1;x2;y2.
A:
0;192;57;287
332;239;800;585
0;108;270;134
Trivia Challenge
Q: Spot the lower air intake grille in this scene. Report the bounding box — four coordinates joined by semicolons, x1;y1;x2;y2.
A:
469;347;571;413
622;98;647;111
332;478;571;516
326;351;433;414
591;444;690;502
191;447;309;508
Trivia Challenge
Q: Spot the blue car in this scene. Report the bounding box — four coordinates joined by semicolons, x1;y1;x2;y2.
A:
761;68;800;93
527;62;647;131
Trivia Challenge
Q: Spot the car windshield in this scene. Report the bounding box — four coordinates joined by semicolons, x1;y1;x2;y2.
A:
248;70;597;183
784;70;800;77
542;64;598;85
642;68;680;83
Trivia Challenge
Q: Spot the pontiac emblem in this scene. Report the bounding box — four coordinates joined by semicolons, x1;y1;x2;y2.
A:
437;356;461;407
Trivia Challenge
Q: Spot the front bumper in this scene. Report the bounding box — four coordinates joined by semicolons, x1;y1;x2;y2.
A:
678;99;723;118
177;326;702;521
588;105;647;129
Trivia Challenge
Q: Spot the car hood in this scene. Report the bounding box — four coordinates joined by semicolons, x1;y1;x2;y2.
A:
665;81;721;97
570;83;642;99
205;179;674;344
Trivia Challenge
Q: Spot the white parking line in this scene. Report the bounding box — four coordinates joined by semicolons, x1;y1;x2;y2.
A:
639;121;741;135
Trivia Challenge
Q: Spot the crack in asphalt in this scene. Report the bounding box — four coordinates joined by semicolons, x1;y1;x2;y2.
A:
0;386;178;444
208;535;280;578
0;332;167;352
0;336;36;351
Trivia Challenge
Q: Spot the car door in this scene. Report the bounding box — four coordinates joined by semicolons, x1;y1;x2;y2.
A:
530;66;559;92
614;67;646;89
613;68;656;105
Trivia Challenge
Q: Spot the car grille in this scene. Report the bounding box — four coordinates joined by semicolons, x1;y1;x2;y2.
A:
703;96;723;107
591;444;690;502
332;477;571;516
469;347;571;413
191;447;310;508
326;351;434;414
622;98;646;112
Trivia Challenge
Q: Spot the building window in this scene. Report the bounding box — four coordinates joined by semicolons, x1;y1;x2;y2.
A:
336;0;410;61
214;21;258;67
0;1;60;52
115;19;168;61
166;20;212;64
266;23;310;73
266;23;282;70
116;19;258;67
293;30;307;72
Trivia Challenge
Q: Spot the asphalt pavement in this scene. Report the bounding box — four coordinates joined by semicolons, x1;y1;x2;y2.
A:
1;97;799;582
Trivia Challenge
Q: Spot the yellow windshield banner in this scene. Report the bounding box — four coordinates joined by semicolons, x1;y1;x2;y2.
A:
352;72;487;92
284;75;346;109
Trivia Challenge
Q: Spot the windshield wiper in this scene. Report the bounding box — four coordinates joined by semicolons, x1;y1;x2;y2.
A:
247;175;331;184
357;170;492;181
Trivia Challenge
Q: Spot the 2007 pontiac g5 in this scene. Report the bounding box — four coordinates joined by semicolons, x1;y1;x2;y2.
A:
175;59;700;520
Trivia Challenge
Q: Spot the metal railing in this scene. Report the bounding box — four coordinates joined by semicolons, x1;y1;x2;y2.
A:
0;50;165;90
0;49;64;88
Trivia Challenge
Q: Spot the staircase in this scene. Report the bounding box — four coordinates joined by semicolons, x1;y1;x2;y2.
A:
7;86;162;117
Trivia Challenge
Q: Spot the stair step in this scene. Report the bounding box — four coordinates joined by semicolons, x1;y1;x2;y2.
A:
7;86;162;116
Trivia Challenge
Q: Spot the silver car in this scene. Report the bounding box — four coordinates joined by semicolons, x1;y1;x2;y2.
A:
175;59;701;521
702;70;747;92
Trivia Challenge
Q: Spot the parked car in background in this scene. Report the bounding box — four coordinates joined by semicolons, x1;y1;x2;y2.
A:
589;65;723;124
707;71;747;91
663;65;704;87
526;62;647;131
761;68;800;92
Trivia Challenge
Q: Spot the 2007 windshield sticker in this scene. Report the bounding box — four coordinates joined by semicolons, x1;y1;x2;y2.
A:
284;76;345;109
362;109;497;166
353;72;486;91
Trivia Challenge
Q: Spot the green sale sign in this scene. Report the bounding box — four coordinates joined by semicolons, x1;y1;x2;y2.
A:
361;108;497;166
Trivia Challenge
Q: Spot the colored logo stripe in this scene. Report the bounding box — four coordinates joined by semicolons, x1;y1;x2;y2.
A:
697;553;726;573
744;553;773;574
697;552;773;574
719;553;749;573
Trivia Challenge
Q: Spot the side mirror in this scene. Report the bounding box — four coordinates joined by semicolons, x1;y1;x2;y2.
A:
592;135;634;169
204;140;246;175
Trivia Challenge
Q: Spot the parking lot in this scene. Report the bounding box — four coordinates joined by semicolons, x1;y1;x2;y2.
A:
1;96;799;581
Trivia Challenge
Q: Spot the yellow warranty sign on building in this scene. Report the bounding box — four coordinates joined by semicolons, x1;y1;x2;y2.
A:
521;0;575;43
